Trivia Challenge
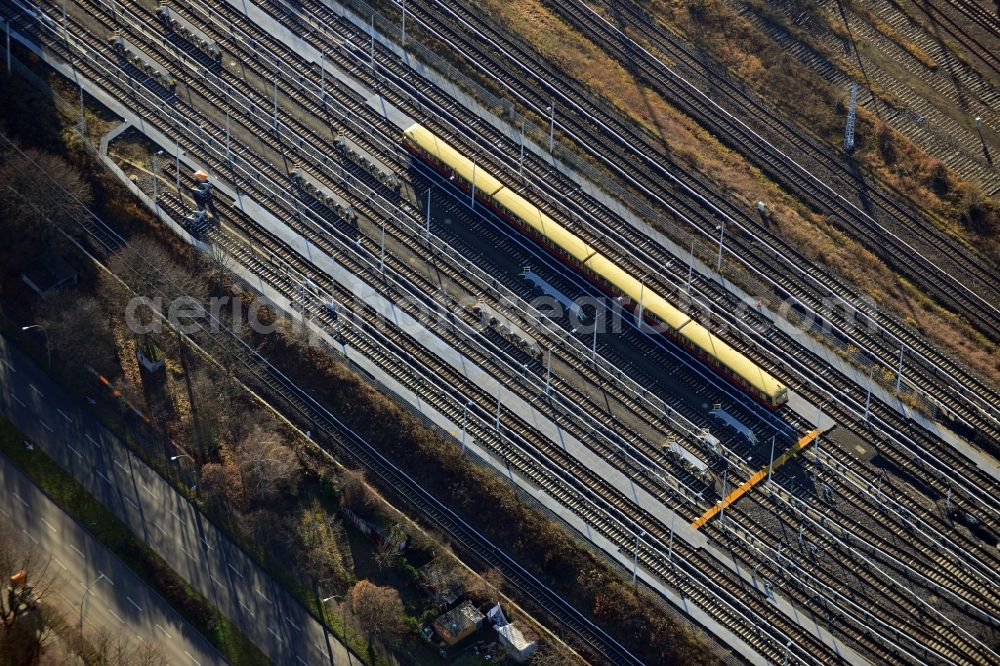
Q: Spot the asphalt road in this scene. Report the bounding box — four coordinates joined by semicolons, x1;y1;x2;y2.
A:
0;335;360;665
0;451;225;665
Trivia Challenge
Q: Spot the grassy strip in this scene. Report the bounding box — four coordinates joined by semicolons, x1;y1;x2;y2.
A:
0;415;271;666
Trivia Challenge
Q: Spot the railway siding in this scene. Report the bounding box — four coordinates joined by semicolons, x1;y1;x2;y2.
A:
15;1;1000;660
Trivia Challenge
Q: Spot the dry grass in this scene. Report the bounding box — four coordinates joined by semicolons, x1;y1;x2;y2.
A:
474;0;998;384
640;0;998;260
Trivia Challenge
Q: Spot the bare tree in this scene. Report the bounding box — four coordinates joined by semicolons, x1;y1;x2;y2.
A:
42;293;117;375
184;368;236;456
527;643;575;666
233;426;302;505
106;236;206;303
0;524;58;666
297;504;352;589
465;566;504;604
87;627;168;666
339;469;375;514
197;462;233;507
373;539;400;571
348;580;406;650
0;148;91;275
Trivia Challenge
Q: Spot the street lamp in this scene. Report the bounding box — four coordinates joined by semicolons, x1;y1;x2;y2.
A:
21;325;50;367
716;222;725;274
631;530;646;584
547;103;554;157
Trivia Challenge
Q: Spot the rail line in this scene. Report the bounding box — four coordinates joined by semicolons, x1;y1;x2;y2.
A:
298;0;1000;522
404;0;1000;351
170;0;1000;588
172;0;1000;592
342;0;996;456
552;0;1000;422
13;1;1000;660
28;12;854;661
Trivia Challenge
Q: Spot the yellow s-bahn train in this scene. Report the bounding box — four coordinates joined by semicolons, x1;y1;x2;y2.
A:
402;123;788;410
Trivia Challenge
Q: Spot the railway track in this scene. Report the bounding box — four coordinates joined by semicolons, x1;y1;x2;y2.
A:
24;157;649;666
93;0;726;507
170;0;1000;616
165;184;943;666
15;2;1000;660
402;0;1000;349
550;0;1000;422
940;0;1000;71
904;0;1000;80
32;10;852;661
338;0;998;456
565;0;998;301
736;0;999;191
156;173;849;666
288;0;1000;522
152;0;1000;600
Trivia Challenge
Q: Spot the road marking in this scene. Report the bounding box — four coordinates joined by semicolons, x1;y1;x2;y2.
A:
239;599;255;616
57;408;72;423
136;634;148;645
13;492;28;507
183;649;201;665
98;570;114;586
181;545;195;560
210;574;224;588
40;517;57;533
1;359;15;372
285;617;301;632
11;394;25;407
127;596;142;612
267;627;283;643
68;444;83;459
85;433;101;448
297;657;308;665
199;536;214;551
22;529;39;545
40;420;53;432
28;383;42;396
53;557;67;571
171;509;183;522
142;484;158;499
0;506;9;518
152;521;167;535
96;470;112;484
313;641;324;653
124;496;140;511
227;563;243;578
114;459;128;472
107;607;125;623
70;544;85;558
154;623;173;639
254;588;272;604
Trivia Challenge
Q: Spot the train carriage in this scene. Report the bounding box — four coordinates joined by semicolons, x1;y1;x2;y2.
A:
402;123;788;409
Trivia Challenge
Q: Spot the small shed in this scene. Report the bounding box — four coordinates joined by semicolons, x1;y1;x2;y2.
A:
20;255;77;299
418;558;463;606
431;600;484;646
497;622;539;662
